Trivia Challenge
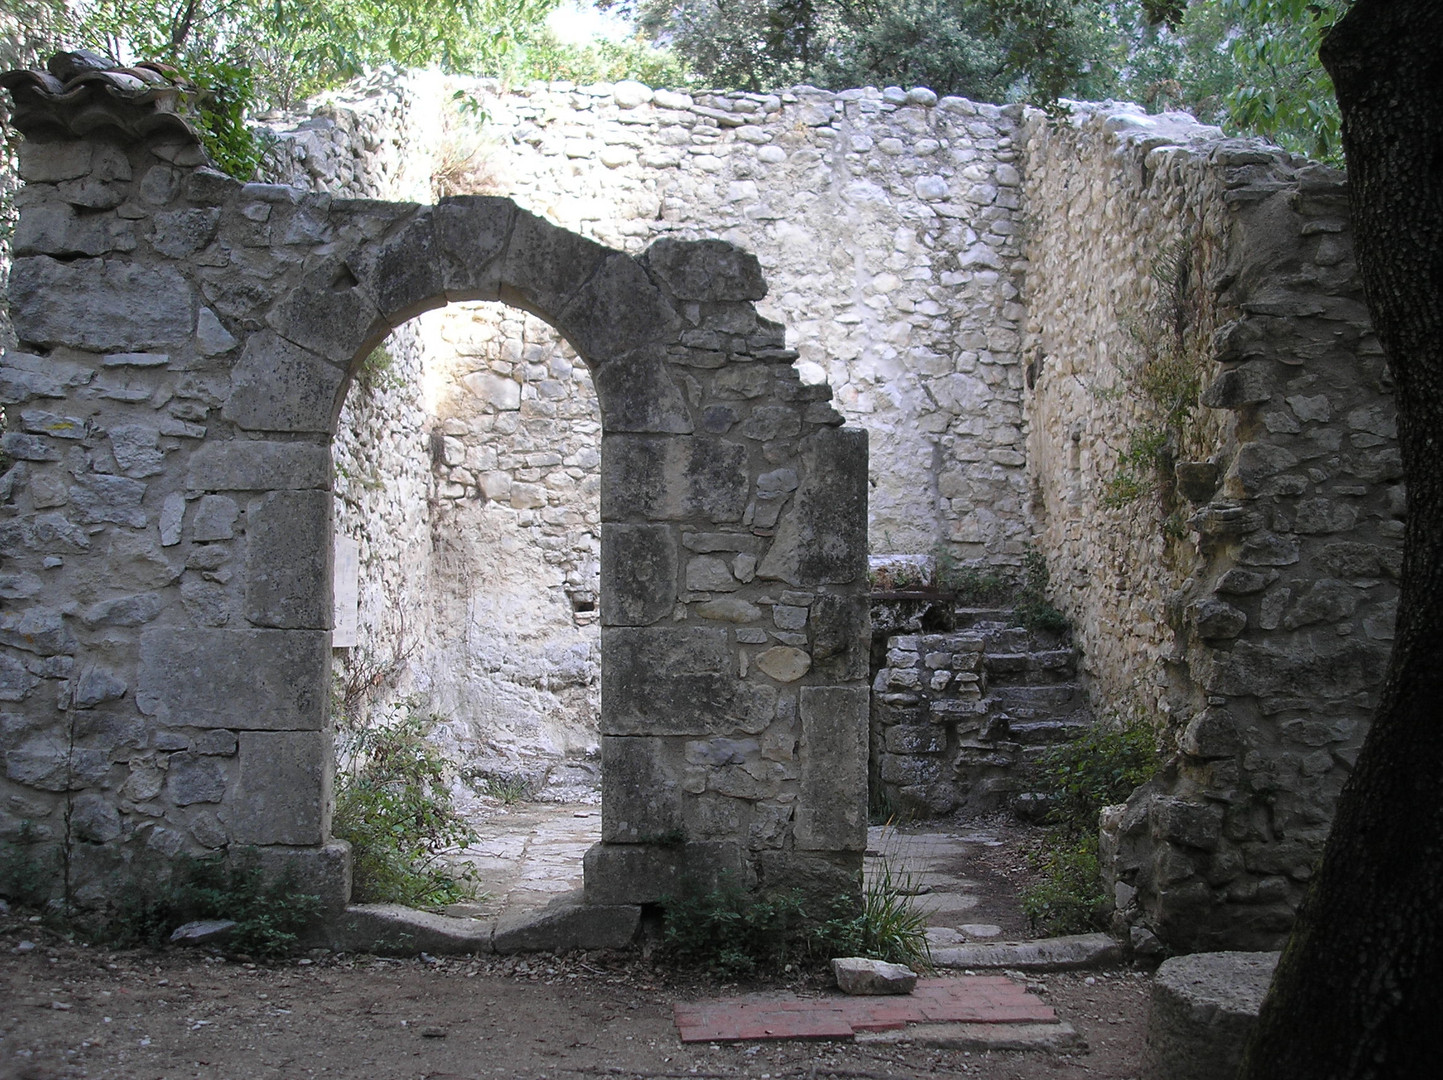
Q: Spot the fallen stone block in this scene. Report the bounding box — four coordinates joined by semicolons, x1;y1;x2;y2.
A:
1141;950;1280;1080
931;932;1124;971
169;920;237;946
832;957;918;995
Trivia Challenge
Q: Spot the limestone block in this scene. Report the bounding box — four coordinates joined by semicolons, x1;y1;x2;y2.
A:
686;555;739;592
16;139;92;182
640;237;767;302
232;731;330;846
0;607;76;655
602;626;732;736
68;473;147;527
500;209;608;319
346;207;445;324
69;793;122;843
244;489;332;629
149;208;221;258
195;308;237;356
224;330;346;434
811;593;870;682
107;423;164;477
0;653;40;701
833;957;918;995
493;895;641;953
601;435;748;523
191;495;239;541
583;840;748;904
600;735;684;842
755;850;862;902
266;258;388;365
600;523;677;626
433;195;516;301
5;736;110;791
796;685;868;852
10;258;193;351
695;597;762;622
757;427;869;586
165;752;227;805
755;646;811;683
252;841;352;914
137;628;329;729
73;666;126;707
187;440;330;492
1141;952;1279;1080
556;254;681;364
591;347;694;434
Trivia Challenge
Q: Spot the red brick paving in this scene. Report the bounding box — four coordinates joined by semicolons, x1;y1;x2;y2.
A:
674;976;1058;1043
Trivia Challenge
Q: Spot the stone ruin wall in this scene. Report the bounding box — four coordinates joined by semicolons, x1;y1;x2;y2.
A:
1022;105;1398;949
251;71;1032;776
0;65;1402;950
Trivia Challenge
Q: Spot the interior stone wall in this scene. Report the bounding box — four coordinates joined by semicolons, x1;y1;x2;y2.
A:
1021;104;1398;950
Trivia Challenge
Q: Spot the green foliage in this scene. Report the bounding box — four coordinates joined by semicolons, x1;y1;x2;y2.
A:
1036;714;1159;830
354;345;407;397
1021;833;1108;934
105;852;322;960
333;701;479;908
1014;545;1069;634
0;822;54;907
1020;713;1158;935
660;865;930;976
1104;238;1206;513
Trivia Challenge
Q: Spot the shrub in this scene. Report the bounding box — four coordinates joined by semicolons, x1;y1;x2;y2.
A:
659;862;931;977
333;702;478;908
1020;714;1159;935
1015;545;1070;635
105;852;321;961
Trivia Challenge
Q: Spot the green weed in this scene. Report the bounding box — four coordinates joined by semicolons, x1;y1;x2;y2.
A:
1020;714;1159;935
333;702;478;908
103;852;321;961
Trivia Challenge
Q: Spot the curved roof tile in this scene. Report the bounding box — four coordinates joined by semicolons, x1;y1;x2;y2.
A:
1;51;208;149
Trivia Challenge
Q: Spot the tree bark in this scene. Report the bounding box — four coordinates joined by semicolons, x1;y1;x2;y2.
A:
1239;1;1443;1076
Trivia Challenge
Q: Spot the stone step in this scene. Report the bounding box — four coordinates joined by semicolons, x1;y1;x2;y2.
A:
931;932;1125;972
983;649;1077;684
985;683;1084;719
1008;716;1095;745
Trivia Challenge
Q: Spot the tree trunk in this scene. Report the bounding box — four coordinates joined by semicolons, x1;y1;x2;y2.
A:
1239;1;1443;1076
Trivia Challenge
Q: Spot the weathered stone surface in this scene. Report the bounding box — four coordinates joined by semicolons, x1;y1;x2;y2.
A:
165;752;227;806
601;435;748;523
187;440;330;492
557;254;680;364
600;735;683;842
641;237;767;301
600;523;676;626
346;207;444;323
832;956;918;995
11;257;193;350
1141;952;1279;1080
758;428;868;586
493;893;641;954
223;331;346;434
169;920;237;946
591;347;694;434
137;629;329;729
190;495;238;541
232;731;330;845
433;195;516;301
931;933;1124;971
796;686;868;852
755;646;811;683
5;736;109;791
583;840;748;905
500;209;608;318
602;626;732;736
244;490;332;629
327;903;493;955
266;258;387;365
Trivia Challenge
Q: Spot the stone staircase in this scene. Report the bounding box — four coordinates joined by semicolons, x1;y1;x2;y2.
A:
870;607;1094;819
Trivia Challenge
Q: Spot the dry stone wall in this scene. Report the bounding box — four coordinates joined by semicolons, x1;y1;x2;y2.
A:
1022;104;1398;950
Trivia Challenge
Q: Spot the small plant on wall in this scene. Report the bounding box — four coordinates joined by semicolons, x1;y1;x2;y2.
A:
1101;235;1213;535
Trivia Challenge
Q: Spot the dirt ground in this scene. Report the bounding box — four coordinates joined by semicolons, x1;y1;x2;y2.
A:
1;917;1153;1080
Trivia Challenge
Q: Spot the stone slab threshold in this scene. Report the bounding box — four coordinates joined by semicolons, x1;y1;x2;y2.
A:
322;891;639;956
931;932;1124;971
674;976;1082;1050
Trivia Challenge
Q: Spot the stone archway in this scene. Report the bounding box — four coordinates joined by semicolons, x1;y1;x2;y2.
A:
0;61;871;927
